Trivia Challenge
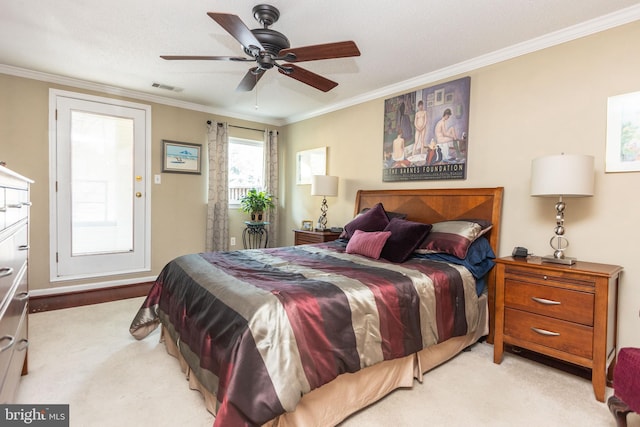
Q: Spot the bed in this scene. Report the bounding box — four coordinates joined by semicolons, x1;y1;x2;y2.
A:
130;187;503;426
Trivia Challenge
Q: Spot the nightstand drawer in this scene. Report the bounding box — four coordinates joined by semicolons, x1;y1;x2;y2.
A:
504;280;594;326
293;230;341;245
295;233;323;245
504;265;595;290
504;308;593;359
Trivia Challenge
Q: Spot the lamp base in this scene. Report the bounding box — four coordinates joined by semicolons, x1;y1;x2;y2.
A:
541;255;577;265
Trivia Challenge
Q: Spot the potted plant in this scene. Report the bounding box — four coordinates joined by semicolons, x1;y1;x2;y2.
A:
240;188;275;221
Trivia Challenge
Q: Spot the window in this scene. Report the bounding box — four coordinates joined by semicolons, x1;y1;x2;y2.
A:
228;137;264;204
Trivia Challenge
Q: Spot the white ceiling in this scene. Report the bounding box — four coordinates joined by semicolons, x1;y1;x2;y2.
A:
1;1;640;126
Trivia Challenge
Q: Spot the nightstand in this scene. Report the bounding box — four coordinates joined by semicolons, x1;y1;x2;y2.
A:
493;256;622;402
293;229;341;245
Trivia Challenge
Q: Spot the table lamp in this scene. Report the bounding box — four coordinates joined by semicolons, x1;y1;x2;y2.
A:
311;175;338;231
530;153;594;265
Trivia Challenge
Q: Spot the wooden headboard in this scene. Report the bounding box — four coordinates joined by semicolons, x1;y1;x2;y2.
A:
354;187;504;340
354;187;504;255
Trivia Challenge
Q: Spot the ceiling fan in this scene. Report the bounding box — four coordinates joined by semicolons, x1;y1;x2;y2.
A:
160;4;360;92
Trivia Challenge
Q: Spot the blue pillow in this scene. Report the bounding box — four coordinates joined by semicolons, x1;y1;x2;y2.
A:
414;237;495;295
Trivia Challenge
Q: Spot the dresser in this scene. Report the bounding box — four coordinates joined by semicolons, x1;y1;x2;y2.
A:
0;165;32;403
293;229;342;245
493;256;622;402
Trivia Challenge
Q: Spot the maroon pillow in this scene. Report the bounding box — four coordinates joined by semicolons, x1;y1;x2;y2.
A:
342;203;390;239
381;218;432;263
346;230;392;259
359;207;407;220
415;220;493;259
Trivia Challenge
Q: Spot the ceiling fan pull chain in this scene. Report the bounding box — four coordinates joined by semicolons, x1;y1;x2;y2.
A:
255;74;259;110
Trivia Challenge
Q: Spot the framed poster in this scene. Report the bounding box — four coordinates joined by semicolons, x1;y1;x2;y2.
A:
296;147;327;184
606;90;640;173
162;140;202;174
382;76;471;182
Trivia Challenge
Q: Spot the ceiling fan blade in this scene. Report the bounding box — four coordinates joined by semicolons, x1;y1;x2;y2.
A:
160;55;252;61
236;67;265;91
207;12;263;53
278;64;338;92
279;41;360;62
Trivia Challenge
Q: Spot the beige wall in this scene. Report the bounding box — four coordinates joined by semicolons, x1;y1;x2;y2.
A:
282;21;640;349
0;75;278;291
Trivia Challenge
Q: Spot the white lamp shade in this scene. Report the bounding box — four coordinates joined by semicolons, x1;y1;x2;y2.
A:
311;175;338;197
530;154;594;197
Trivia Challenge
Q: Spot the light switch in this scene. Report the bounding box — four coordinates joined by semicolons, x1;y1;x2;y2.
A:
154;174;161;184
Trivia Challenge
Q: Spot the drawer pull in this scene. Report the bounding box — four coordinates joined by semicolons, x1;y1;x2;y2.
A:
531;327;560;337
0;267;14;278
15;291;29;301
22;201;32;207
0;207;5;212
16;339;29;352
18;244;29;251
7;203;23;209
0;335;15;353
531;297;561;306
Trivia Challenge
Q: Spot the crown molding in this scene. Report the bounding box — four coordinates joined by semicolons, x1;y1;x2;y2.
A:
285;5;640;124
0;64;286;127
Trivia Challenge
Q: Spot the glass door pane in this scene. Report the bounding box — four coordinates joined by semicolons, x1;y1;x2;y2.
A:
70;111;134;255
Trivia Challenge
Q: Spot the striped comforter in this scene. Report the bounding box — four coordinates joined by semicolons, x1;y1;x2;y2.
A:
130;241;480;426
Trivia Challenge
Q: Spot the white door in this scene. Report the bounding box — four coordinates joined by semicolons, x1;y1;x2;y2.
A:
50;90;151;280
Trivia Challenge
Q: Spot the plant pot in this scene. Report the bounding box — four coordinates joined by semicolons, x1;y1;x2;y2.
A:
251;211;264;221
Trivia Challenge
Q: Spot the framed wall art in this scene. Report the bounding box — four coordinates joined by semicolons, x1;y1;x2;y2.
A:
296;147;327;184
162;140;202;174
382;76;471;182
606;90;640;173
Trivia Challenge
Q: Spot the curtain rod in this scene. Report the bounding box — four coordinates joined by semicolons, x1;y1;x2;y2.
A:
229;124;266;133
206;120;265;133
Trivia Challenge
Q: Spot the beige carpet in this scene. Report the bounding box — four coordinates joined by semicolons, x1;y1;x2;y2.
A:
17;297;638;427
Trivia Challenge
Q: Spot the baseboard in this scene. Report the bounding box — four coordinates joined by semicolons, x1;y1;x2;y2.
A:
29;282;153;313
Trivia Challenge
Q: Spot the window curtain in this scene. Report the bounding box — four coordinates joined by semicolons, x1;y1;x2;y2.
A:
264;130;279;247
205;121;229;252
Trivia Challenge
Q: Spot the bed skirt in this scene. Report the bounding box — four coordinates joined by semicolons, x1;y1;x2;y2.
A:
160;293;489;427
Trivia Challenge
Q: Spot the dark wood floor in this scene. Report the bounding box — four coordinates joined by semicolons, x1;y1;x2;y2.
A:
29;282;153;313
